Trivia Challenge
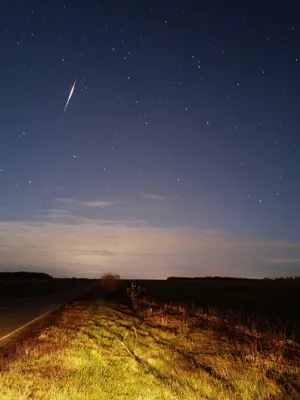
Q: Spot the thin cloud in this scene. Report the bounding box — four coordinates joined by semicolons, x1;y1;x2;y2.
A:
260;241;300;249
43;209;73;220
57;198;80;207
57;198;118;208
83;201;113;208
268;258;300;263
57;198;78;206
141;192;165;200
0;212;300;278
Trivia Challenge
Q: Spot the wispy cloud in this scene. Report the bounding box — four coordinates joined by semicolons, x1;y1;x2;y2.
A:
57;198;78;205
140;192;165;200
259;241;300;249
83;201;113;208
43;209;73;220
57;198;118;208
267;258;300;263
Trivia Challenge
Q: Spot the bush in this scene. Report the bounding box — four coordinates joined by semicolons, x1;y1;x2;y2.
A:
100;273;120;297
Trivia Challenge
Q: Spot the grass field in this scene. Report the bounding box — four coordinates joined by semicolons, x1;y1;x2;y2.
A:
0;285;300;399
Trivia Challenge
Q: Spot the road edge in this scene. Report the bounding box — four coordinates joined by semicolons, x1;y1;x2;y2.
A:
0;281;96;348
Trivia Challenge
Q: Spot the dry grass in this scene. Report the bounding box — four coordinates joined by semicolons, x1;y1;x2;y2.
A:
0;297;299;399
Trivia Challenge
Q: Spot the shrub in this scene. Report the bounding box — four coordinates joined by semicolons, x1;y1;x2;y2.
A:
100;272;120;297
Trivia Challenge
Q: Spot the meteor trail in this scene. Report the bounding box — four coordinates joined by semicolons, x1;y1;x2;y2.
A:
64;80;76;112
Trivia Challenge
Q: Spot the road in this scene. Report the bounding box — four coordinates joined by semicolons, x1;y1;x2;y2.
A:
0;284;94;341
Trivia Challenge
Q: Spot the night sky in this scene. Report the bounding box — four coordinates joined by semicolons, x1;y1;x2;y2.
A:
1;1;300;278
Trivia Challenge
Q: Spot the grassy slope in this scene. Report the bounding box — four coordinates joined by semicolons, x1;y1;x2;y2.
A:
0;295;299;399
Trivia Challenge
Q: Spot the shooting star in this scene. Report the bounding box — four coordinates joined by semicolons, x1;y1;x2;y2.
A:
64;80;76;112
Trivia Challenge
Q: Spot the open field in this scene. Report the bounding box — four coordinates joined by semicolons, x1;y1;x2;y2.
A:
117;278;300;341
0;286;300;399
1;276;299;338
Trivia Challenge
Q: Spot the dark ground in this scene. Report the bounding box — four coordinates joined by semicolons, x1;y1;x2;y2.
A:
117;278;300;340
0;275;91;300
1;275;300;341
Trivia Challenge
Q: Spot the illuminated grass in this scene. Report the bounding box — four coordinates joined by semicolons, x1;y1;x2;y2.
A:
0;299;299;399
